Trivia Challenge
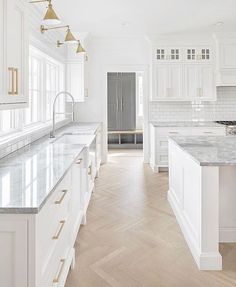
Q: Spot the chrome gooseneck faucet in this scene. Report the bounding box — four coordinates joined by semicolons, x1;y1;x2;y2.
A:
50;91;75;138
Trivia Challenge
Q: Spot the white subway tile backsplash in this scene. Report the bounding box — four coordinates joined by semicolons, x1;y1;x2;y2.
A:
150;87;236;122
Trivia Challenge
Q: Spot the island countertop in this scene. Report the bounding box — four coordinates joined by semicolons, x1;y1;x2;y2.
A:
169;136;236;166
0;122;100;214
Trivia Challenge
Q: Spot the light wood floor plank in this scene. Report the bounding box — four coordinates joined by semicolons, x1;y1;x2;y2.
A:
65;150;236;287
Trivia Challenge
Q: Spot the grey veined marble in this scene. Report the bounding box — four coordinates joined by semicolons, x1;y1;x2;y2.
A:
0;122;100;214
169;136;236;166
150;121;225;128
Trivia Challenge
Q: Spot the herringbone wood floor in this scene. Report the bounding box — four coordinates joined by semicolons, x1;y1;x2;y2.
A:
65;150;236;287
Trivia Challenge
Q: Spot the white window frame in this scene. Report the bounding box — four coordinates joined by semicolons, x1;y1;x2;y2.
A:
0;46;66;141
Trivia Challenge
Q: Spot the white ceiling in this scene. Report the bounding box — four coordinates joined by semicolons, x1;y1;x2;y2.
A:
50;0;236;37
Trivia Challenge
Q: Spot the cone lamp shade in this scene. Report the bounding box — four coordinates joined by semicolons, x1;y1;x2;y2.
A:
43;2;60;26
76;42;86;53
65;28;77;44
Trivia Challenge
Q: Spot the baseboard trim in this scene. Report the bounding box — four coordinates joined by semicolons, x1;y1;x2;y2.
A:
220;227;236;243
168;190;222;270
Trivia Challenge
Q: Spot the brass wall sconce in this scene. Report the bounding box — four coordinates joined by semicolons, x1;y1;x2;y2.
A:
41;25;77;44
29;0;60;26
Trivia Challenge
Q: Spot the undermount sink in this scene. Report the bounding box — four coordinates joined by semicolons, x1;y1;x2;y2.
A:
52;134;95;145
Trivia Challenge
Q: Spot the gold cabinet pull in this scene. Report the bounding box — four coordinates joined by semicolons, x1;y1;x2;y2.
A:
52;220;66;240
53;259;66;283
14;68;18;95
55;190;68;204
8;67;14;95
76;158;83;164
88;165;92;175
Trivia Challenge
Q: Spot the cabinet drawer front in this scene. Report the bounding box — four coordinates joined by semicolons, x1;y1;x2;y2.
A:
156;153;169;165
156;137;168;149
37;172;72;276
190;127;226;136
41;225;71;287
155;128;188;136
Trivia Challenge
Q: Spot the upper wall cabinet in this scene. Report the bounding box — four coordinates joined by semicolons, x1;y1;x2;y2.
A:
214;36;236;86
152;45;215;101
66;51;88;102
0;0;29;109
155;46;212;63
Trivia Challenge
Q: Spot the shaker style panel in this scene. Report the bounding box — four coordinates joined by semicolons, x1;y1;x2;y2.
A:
0;0;29;108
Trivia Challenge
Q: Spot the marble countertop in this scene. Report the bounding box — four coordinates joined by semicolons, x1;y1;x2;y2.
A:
169;136;236;166
150;121;225;128
0;122;100;214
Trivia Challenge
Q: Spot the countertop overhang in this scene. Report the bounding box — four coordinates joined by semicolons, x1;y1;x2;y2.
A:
169;135;236;166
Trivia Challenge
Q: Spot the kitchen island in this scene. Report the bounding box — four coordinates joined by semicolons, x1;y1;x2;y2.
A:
168;136;236;271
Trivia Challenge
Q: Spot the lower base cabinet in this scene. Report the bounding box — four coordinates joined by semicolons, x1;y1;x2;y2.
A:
150;124;226;172
0;147;97;287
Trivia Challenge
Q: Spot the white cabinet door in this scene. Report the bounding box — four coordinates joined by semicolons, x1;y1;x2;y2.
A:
199;65;216;100
0;0;4;99
184;65;215;100
2;0;29;106
0;220;28;287
219;42;236;69
168;65;182;99
153;64;182;100
66;61;85;102
153;65;168;100
185;47;211;62
185;65;198;99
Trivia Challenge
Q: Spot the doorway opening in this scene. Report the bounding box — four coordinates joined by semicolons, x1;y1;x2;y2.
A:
107;72;144;150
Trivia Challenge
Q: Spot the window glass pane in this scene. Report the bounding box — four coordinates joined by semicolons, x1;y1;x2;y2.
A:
25;54;41;125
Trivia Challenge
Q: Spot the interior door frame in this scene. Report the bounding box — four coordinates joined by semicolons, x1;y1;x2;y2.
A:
102;64;150;163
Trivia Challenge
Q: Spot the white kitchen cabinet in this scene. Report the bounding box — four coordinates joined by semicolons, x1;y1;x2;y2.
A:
214;36;236;86
156;47;181;62
0;220;27;287
0;141;101;287
0;0;29;108
153;64;182;100
149;124;226;172
185;47;211;62
184;65;216;100
152;45;215;101
66;54;88;102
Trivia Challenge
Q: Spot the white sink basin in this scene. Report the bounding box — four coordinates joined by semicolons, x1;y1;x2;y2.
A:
53;134;95;146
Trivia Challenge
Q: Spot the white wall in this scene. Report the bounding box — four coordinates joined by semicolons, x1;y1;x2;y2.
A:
74;36;151;162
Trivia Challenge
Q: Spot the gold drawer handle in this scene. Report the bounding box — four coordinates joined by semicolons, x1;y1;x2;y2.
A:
76;158;83;164
8;67;14;95
52;220;65;240
53;259;66;283
14;68;18;95
55;190;68;205
88;165;92;175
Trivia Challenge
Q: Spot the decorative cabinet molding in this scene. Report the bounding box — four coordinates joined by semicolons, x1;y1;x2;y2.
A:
152;45;215;101
0;0;29;109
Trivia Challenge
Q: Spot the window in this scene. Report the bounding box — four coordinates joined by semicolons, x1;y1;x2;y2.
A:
0;46;65;138
24;46;65;126
0;109;20;135
25;53;41;125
